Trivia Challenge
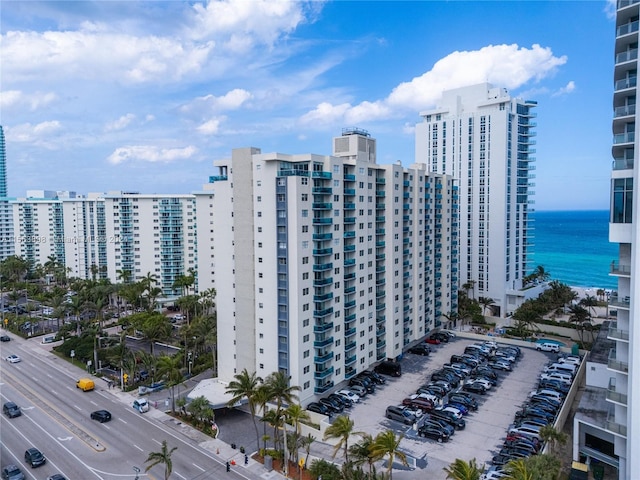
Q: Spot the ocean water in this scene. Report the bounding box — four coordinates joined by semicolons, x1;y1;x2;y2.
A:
530;210;618;290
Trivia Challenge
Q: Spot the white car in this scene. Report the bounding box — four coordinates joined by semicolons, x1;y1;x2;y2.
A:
348;385;367;398
481;470;508;480
435;406;463;420
536;342;560;353
508;425;541;440
558;356;581;366
336;389;360;403
5;354;21;363
415;392;441;405
403;406;424;418
540;372;572;385
469;378;492;390
42;307;53;315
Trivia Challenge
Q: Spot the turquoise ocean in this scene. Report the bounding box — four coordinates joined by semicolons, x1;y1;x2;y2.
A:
530;210;617;290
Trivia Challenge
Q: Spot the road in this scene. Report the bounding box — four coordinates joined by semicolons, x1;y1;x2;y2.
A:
0;334;270;480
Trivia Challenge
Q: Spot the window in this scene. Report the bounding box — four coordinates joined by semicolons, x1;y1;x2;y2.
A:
302;210;308;217
303;334;309;342
303;350;310;358
612;177;633;223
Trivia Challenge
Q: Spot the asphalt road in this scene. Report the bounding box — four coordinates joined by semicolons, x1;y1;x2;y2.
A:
0;333;265;480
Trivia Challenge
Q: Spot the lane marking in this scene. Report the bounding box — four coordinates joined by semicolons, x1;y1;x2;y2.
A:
74;405;82;411
152;438;162;445
90;400;98;406
103;424;111;430
133;444;143;452
174;472;187;480
192;463;205;472
118;418;128;424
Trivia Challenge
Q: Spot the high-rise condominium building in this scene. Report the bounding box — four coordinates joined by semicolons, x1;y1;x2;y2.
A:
10;191;196;295
416;84;537;316
208;129;458;403
0;125;15;261
605;1;638;476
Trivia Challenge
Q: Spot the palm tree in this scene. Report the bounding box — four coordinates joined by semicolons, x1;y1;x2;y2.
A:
462;280;476;300
442;311;459;330
254;384;273;452
503;458;533;480
533;265;550;283
301;434;316;470
579;295;599;317
323;415;362;462
285;403;311;436
369;430;407;480
478;297;496;317
348;433;376;477
156;354;184;413
144;440;177;480
226;369;263;452
538;424;567;456
443;458;482;480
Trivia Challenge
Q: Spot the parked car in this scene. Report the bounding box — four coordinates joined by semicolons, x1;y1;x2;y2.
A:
307;402;330;415
348;384;367;398
422;417;455;437
467;377;493;390
444;402;469;415
46;475;68;480
402;396;434;412
329;393;352;408
438;405;465;419
488;359;513;371
3;401;21;418
463;382;487;395
408;344;431;356
0;335;10;342
418;423;450;442
359;370;387;385
417;385;446;399
429;409;466;430
374;361;402;377
319;397;344;414
349;378;374;394
508;425;542;440
536;342;560;353
1;465;25;480
432;332;450;342
425;336;441;345
24;448;46;468
474;367;497;380
538;379;570;394
539;372;572;385
132;398;149;413
90;410;112;423
336;389;360;403
385;405;416;425
448;393;478;411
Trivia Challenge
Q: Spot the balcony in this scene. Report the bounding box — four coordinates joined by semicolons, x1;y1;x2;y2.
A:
376;190;385;197
313;262;333;272
344;231;356;238
344;286;356;294
313;336;334;348
609;294;630;308
344;300;356;309
314;292;334;303
313;307;334;318
608;323;630;342
313;277;333;287
345;369;356;379
344;202;356;210
612;157;634;170
607;378;628;405
614;104;636;118
344;259;356;267
344;217;356;224
313;233;333;241
314;351;334;363
605;419;627;437
376;203;385;210
376;340;386;349
343;174;356;181
607;349;629;373
615;48;638;64
313;202;332;211
313;217;332;225
344;327;356;337
313;322;334;334
610;262;631;276
614;76;637;91
344;244;356;252
313;187;332;194
314;366;334;380
345;355;357;365
618;0;639;8
344;188;356;196
345;341;356;351
314;381;334;394
313;247;333;256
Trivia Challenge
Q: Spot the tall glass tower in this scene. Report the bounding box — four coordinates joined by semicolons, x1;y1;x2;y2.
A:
0;125;6;197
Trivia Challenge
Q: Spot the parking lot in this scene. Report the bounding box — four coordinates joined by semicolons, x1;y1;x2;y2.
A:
322;336;557;479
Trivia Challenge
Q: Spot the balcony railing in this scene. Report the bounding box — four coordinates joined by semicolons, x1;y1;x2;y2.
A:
616;48;638;64
618;0;639;9
612;157;634;170
609;295;631;308
607;378;628;405
610;262;631;275
614;104;636;118
605;419;627;437
608;323;630;341
614;76;637;91
607;349;629;373
617;20;639;37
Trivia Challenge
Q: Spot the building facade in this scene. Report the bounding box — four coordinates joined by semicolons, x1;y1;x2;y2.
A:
209;129;458;403
0;125;15;261
601;1;639;477
9;191;197;296
415;83;537;316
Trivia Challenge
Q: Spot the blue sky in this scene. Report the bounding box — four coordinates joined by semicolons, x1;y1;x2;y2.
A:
0;0;616;210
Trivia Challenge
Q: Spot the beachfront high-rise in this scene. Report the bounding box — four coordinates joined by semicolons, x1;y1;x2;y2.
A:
0;125;15;261
606;1;639;477
415;84;537;316
209;129;458;403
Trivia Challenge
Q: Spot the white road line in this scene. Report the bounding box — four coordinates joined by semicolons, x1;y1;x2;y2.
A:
152;438;162;445
174;472;187;480
118;418;128;424
133;444;143;452
90;400;98;406
73;405;82;410
103;424;111;430
47;374;53;378
51;390;58;395
192;463;205;471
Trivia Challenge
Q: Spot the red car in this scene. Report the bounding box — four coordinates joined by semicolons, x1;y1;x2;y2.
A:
425;337;441;345
402;397;435;411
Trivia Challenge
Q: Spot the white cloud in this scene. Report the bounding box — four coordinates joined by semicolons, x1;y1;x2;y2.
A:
180;89;253;116
105;114;136;132
107;145;198;165
0;90;57;111
197;118;224;135
552;81;576;97
8;121;62;142
300;44;567;127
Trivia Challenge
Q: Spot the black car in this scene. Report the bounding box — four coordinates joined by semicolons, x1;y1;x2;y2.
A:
307;402;330;415
429;409;466;430
90;410;112;423
349;378;375;394
488;360;512;371
408;344;431;356
515;408;555;423
417;424;450;442
358;370;386;385
47;475;68;480
431;332;450;342
24;448;46;467
3;401;21;418
420;383;448;397
538;379;570;394
463;382;487;395
355;374;376;390
491;453;519;466
328;393;352;408
0;335;10;342
447;394;478;411
318;397;344;414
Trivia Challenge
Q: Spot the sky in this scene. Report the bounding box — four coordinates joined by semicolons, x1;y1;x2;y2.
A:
0;0;617;210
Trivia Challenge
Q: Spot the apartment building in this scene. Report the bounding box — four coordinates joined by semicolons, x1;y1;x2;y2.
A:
0;125;15;261
415;83;537;316
9;191;197;296
209;129;458;403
